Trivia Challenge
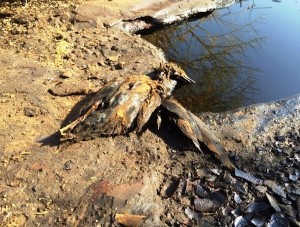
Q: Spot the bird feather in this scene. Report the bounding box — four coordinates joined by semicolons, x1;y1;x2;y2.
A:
162;97;235;169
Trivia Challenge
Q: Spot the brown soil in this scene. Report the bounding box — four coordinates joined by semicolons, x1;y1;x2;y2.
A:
0;1;204;225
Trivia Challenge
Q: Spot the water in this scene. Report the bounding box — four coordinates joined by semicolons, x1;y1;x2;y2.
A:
143;0;300;112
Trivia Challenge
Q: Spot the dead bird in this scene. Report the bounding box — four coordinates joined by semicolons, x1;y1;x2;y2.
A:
59;62;235;169
59;62;194;141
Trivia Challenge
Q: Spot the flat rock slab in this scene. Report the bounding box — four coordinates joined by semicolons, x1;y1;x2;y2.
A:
199;94;300;152
197;94;300;183
75;0;235;32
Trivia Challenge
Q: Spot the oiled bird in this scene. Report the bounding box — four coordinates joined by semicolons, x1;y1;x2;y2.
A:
60;63;194;141
161;97;235;169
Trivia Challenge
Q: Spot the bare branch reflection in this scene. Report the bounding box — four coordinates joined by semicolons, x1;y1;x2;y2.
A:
143;6;266;112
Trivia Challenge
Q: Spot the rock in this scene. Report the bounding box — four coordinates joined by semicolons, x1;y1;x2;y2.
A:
115;62;125;70
266;193;281;212
184;207;194;220
234;216;249;227
184;207;201;221
251;217;267;227
288;174;298;181
24;106;40;117
210;168;221;175
231;207;243;217
64;160;74;171
194;191;226;213
223;171;247;194
115;214;146;226
195;185;209;198
246;201;271;213
177;178;187;197
267;213;289;227
60;70;75;79
48;79;89;96
74;0;236;32
274;135;285;142
233;192;242;204
255;185;268;194
235;169;263;185
264;180;287;199
160;177;180;198
106;55;120;62
194;197;222;212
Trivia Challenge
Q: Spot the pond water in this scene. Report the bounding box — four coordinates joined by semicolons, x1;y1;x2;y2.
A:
143;0;300;112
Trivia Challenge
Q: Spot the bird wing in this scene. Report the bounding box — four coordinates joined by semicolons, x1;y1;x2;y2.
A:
136;91;162;132
176;118;202;151
162;97;235;169
60;75;159;141
80;79;125;116
59;78;124;138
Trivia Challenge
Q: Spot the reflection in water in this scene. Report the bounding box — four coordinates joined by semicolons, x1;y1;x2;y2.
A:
143;4;266;112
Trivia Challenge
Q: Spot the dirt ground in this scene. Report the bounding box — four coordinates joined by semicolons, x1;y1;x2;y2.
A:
0;1;299;226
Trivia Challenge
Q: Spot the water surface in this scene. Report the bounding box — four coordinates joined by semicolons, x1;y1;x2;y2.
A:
143;0;300;112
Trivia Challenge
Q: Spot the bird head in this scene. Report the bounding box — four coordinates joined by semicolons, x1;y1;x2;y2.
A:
159;62;195;84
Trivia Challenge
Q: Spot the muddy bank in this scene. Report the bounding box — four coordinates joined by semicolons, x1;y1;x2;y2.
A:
74;0;235;32
0;0;299;226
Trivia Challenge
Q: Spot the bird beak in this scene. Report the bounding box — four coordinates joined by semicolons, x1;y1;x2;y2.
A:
174;71;195;84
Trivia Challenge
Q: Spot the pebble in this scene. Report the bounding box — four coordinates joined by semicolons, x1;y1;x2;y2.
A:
223;171;247;194
48;79;89;96
64;160;74;170
289;174;298;181
264;180;287;199
24;107;40;117
233;192;242;204
60;70;74;78
255;185;268;194
290;186;300;196
234;216;249;227
115;62;125;70
266;193;281;212
210;168;221;175
222;206;234;215
267;213;289;227
160;178;179;198
106;55;120;62
235;168;263;185
184;207;194;220
251;217;266;227
256;146;267;153
274;135;285;142
231;207;242;217
177;178;187;197
195;185;208;198
246;201;271;213
194;197;222;212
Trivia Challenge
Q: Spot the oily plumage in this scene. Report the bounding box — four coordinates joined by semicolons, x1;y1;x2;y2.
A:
59;63;193;141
